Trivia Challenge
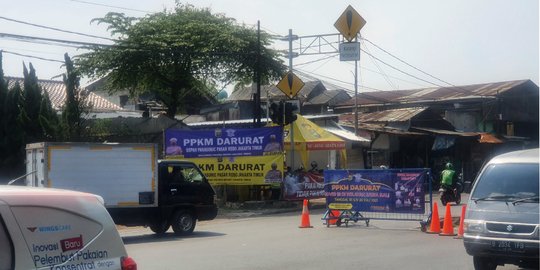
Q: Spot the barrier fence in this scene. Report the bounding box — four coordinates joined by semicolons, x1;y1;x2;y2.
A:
321;168;433;230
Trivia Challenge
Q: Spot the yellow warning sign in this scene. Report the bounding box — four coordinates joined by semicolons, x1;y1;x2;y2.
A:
276;71;305;98
334;5;366;42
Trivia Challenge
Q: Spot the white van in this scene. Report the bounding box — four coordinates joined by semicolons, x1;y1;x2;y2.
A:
463;148;539;270
0;186;137;270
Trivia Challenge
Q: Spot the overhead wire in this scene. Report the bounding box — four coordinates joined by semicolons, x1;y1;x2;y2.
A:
0;16;114;41
69;0;151;14
2;50;65;63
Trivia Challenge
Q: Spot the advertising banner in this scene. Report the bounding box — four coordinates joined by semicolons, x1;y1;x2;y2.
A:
180;154;284;185
165;127;283;158
283;171;325;200
324;169;427;213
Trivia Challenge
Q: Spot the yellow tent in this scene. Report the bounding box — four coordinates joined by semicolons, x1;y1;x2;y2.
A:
284;114;347;169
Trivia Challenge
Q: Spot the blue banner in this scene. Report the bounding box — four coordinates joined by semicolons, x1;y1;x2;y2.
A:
324;169;428;213
165;127;283;158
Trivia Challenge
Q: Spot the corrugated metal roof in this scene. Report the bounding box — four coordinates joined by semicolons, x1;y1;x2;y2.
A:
338;79;534;107
324;127;370;142
6;77;123;111
338;107;428;123
360;107;428;122
304;89;350;105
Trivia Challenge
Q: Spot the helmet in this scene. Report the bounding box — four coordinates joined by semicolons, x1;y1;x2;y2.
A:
445;162;453;169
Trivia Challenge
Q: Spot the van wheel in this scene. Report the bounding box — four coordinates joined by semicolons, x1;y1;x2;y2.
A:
473;256;497;270
172;211;196;235
149;220;170;234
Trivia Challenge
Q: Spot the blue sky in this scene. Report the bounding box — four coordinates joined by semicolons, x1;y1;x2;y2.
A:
1;0;538;93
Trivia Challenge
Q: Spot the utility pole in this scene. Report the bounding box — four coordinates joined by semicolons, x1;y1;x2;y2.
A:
253;21;262;127
287;29;297;168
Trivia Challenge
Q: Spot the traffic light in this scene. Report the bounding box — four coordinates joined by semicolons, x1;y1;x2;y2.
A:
269;102;284;125
284;102;298;125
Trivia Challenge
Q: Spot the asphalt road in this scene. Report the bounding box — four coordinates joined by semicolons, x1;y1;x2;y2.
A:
120;203;524;270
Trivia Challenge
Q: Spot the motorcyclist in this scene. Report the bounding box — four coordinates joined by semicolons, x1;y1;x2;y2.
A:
440;162;456;189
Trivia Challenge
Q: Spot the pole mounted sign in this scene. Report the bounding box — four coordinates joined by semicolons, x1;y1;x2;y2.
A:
334;5;366;42
276;71;305;99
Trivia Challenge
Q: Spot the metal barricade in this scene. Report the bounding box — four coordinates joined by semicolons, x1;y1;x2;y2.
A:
321;168;433;231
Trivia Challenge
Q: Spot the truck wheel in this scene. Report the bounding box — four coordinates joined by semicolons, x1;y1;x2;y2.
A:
150;220;170;235
473;256;496;270
172;211;196;235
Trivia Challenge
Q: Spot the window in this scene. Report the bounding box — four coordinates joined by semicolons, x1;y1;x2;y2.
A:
0;216;14;270
472;163;539;200
182;166;204;183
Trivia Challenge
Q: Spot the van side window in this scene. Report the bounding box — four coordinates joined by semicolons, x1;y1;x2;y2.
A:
0;216;14;270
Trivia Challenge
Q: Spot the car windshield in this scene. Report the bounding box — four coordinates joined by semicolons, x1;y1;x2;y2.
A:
471;163;539;202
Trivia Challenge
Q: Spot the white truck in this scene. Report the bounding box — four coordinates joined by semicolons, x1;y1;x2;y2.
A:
25;142;218;235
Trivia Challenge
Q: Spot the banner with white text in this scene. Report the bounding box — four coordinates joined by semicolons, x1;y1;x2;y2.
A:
324;169;427;213
165;126;283;158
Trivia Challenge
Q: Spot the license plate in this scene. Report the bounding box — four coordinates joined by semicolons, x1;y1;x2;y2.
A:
490;241;525;252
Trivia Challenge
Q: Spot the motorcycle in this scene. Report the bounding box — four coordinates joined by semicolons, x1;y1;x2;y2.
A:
439;173;463;206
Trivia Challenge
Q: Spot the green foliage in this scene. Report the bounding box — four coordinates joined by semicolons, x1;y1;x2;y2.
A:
76;3;285;117
61;53;89;140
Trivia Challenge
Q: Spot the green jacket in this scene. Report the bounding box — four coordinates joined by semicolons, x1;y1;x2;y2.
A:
441;169;455;186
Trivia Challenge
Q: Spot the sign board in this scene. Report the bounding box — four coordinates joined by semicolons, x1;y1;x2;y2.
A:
339;42;360;61
334;5;366;42
277;71;305;99
324;169;428;213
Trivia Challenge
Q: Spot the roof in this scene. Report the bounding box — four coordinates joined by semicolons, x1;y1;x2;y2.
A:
324;127;370;142
228;80;324;101
304;89;350;105
337;79;537;107
6;77;123;112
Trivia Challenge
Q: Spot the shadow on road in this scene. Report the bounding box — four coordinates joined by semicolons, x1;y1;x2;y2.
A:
123;231;226;244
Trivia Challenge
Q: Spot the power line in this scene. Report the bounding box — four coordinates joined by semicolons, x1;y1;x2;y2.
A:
70;0;151;13
2;50;65;63
0;16;114;41
0;32;107;47
360;39;398;90
362;37;456;88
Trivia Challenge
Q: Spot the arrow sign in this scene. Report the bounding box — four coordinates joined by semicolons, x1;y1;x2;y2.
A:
334;5;366;42
277;71;304;99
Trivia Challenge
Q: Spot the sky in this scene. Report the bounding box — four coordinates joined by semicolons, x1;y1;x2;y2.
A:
0;0;538;95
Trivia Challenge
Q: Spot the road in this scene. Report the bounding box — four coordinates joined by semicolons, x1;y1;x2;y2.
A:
120;204;523;270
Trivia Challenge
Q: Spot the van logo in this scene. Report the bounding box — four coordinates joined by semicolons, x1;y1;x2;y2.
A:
60;235;83;252
506;225;513;232
27;227;37;232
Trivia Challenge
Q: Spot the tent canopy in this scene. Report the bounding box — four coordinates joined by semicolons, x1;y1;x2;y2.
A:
284;115;346;168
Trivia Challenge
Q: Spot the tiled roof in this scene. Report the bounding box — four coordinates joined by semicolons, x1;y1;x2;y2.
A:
5;77;123;111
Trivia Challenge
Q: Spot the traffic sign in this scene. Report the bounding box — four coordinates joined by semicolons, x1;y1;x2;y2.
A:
276;71;305;98
339;42;360;61
334;5;366;42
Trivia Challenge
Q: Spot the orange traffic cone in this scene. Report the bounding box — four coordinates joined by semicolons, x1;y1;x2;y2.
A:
455;205;467;239
427;202;441;234
299;199;313;228
439;203;456;236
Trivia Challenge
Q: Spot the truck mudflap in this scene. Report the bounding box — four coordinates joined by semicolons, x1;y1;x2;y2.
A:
197;205;218;221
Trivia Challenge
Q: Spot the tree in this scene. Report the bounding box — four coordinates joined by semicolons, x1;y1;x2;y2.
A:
76;4;285;118
61;53;89;140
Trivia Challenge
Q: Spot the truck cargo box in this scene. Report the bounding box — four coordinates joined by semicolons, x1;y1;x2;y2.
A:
26;142;158;208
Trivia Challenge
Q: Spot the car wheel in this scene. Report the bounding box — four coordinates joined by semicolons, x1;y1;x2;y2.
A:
149;220;170;235
172;211;196;235
473;256;497;270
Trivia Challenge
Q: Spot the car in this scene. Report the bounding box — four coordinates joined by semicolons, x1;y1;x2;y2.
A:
0;186;137;270
463;148;539;270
